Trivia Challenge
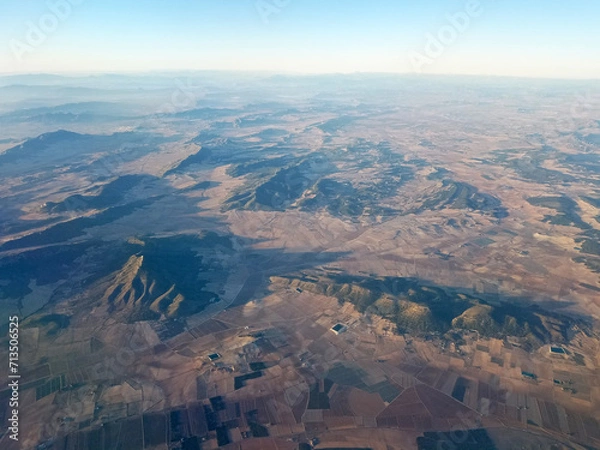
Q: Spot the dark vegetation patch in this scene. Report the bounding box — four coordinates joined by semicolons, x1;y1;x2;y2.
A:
415;180;508;219
223;140;415;217
298;164;413;218
164;147;213;175
426;167;451;180
582;195;600;208
307;383;331;409
171;107;239;120
209;395;225;411
299;178;363;216
579;133;600;146
324;363;400;402
166;137;269;175
317;115;358;133
526;195;589;229
573;228;600;273
255;128;289;140
142;413;167;446
327;363;368;390
215;426;230;446
417;429;497;450
248;421;269;437
576;229;600;256
226;159;317;211
226;154;295;178
249;361;270;371
234;371;263;390
181;437;201;450
24;313;70;336
169;409;186;442
573;353;585;366
523;194;600;274
451;377;469;402
573;255;600;274
563;153;600;174
492;148;575;184
35;374;65;400
580;282;600;293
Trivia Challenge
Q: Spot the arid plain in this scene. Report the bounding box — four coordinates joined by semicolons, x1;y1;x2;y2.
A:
0;74;599;449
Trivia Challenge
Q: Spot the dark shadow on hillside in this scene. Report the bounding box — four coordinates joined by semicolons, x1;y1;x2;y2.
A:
0;173;217;253
0;199;349;331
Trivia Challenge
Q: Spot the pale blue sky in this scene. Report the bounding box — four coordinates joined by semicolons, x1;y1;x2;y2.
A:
1;0;599;78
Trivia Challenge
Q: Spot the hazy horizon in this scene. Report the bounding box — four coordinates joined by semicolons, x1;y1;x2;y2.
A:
1;0;599;79
1;70;599;83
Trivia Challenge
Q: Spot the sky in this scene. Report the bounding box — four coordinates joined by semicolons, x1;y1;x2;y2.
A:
0;0;599;78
